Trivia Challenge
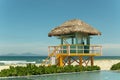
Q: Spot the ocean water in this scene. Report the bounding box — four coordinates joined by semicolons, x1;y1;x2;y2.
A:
0;56;120;80
0;71;120;80
0;56;47;65
94;56;120;60
0;56;120;65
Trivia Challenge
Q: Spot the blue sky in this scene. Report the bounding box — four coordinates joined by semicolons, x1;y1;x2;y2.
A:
0;0;120;56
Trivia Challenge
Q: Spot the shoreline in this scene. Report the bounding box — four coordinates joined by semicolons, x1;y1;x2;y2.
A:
0;59;120;71
94;59;120;70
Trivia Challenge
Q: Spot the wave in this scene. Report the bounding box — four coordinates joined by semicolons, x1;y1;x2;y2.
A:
0;60;36;65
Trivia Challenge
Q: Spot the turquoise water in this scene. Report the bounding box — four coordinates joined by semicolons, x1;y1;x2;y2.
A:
0;56;120;65
0;71;120;80
0;56;120;79
0;56;47;65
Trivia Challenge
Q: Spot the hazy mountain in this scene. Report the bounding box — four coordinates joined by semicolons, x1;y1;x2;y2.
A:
0;52;40;56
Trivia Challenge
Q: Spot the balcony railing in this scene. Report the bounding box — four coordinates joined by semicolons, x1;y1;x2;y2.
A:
48;44;102;55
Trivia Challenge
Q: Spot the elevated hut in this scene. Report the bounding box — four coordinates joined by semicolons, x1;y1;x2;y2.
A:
43;19;102;67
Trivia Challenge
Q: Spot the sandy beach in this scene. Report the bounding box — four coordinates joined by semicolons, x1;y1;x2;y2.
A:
0;60;120;71
94;60;120;70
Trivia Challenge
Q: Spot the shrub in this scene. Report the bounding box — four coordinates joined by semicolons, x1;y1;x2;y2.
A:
0;64;100;77
56;66;63;73
0;69;11;77
111;62;120;70
63;65;74;72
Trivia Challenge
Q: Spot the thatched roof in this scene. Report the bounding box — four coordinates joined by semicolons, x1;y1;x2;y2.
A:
48;19;101;37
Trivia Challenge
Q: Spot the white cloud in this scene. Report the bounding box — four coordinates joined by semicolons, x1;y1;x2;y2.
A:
102;44;120;49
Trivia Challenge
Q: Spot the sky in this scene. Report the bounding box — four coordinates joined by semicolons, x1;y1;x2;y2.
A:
0;0;120;56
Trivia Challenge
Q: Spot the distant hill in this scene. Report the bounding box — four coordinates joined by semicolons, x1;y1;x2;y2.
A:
0;52;40;56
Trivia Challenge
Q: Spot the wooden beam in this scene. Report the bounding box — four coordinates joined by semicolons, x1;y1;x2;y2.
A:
87;36;90;45
68;57;71;65
75;33;78;44
79;56;82;66
61;38;63;44
59;56;63;67
71;37;74;44
90;56;94;66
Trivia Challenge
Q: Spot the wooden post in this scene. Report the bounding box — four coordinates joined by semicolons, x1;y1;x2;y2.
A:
90;56;94;66
59;56;63;67
79;56;82;66
68;57;71;65
68;45;70;54
87;36;90;45
61;38;63;44
75;33;78;44
71;37;74;44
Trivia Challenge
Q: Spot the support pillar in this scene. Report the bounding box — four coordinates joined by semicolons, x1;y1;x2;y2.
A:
61;38;63;44
71;37;74;44
79;56;82;66
68;57;71;65
75;33;78;44
87;36;90;45
86;36;90;53
59;56;63;67
90;56;94;66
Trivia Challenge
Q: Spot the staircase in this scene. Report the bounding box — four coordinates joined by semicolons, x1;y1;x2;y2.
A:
41;40;70;66
41;45;60;66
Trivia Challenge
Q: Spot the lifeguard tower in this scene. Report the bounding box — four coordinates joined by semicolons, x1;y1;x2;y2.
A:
42;19;102;67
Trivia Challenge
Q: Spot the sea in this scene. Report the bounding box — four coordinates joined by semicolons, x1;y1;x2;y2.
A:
0;56;120;80
0;56;47;65
0;56;120;65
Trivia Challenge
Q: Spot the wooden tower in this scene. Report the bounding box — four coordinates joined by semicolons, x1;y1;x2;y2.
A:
43;19;102;67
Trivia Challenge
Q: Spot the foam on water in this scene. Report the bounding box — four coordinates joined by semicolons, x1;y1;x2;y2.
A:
0;61;36;65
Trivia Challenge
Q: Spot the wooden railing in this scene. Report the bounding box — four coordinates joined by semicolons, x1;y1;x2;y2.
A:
41;44;102;65
41;45;61;65
48;44;102;55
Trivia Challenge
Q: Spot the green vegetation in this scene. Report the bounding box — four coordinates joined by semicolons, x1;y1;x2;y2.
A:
0;64;100;77
111;62;120;70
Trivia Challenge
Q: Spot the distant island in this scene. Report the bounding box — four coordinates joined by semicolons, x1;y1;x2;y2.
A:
0;52;42;56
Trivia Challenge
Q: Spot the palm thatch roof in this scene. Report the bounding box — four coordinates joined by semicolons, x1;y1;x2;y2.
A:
48;19;101;37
